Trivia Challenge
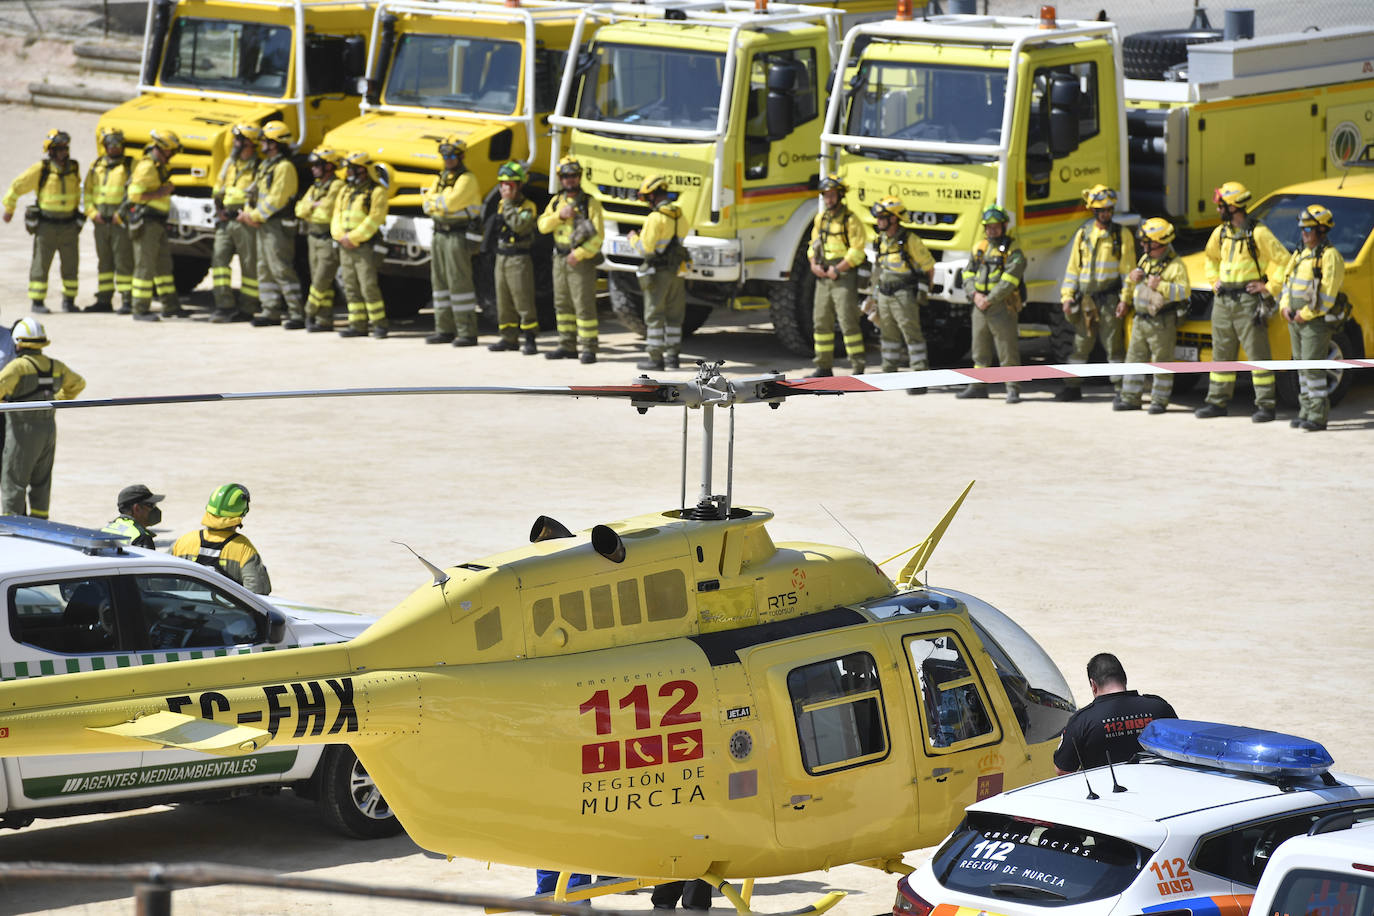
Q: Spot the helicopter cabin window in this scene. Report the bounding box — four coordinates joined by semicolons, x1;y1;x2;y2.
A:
644;569;688;622
1025;61;1099;200
9;577;120;655
132;574;264;650
908;634;994;750
559;591;587;631
786;652;888;775
529;576;660;638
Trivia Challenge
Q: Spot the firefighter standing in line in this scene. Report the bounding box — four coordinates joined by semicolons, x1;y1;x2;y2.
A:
296;147;345;332
958;204;1025;403
1198;180;1288;421
488;161;539;354
102;483;164;550
1280;204;1346;432
421;135;482;347
0;318;85;518
332;150;391;339
209;123;261;323
1058;185;1135;401
83;127;135;314
171;483;271;595
3;130;82;314
629;175;691;371
869;196;934;393
1116;217;1190;413
807;177;868;377
538;156;604;363
126;129;187;321
242;121;303;329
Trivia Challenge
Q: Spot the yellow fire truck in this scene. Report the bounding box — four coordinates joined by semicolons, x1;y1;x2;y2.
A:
820;8;1374;361
96;0;375;292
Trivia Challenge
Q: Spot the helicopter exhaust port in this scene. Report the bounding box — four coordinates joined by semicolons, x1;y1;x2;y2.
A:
591;525;626;564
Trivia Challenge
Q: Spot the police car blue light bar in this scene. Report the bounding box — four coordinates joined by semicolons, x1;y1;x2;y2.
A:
1140;720;1335;777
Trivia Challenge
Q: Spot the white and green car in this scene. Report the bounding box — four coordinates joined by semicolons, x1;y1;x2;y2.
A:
0;517;400;839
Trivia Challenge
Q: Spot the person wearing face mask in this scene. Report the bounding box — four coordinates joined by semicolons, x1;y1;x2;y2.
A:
102;484;165;549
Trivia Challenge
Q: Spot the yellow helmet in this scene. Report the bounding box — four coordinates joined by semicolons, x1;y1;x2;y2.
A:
149;129;182;154
556;155;582;178
818;176;846;195
43;129;71;153
231;122;263;144
1298;203;1334;231
1139;217;1176;246
870;195;906;221
637;175;668;200
1082;184;1118;210
1213;181;1252;208
11;317;49;349
97;126;124;150
260;120;293;146
345;150;374;168
308;147;343;168
438;135;466;158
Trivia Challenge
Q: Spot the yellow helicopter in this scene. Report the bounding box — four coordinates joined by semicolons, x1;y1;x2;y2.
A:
0;357;1354;913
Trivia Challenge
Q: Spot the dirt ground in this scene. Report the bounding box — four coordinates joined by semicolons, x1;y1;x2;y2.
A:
0;99;1371;916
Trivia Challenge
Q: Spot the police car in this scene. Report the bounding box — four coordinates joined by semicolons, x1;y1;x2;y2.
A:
0;516;401;838
1248;819;1374;916
894;719;1374;916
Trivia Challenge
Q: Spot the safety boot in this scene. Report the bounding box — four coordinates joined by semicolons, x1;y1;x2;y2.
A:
1251;407;1276;423
338;326;368;338
117;295;132;315
579;352;597;364
132;312;160;322
1005;387;1022;404
1054;386;1083;402
283;319;306;330
1194;403;1228;419
453;336;478;347
30;300;49;314
86;298;113;313
955;385;988;399
425;332;455;345
664;354;680;370
851;362;865;375
1301;419;1327;431
61;296;78;312
370;325;388;339
636;357;665;371
808;367;833;378
488;338;519;351
907;388;926;396
544;348;576;360
1290;417;1303;428
1148;402;1168;415
521;333;538;355
1113;398;1141;411
250;315;281;327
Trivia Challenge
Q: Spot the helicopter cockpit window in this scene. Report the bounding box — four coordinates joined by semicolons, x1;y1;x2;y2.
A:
8;577;120;655
131;574;263;650
908;634;994;750
786;652;889;775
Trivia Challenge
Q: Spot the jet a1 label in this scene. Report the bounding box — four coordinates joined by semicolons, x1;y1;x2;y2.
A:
165;677;359;739
578;680;707;814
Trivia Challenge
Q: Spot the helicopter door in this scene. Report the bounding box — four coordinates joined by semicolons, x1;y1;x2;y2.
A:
746;634;915;852
897;630;1007;841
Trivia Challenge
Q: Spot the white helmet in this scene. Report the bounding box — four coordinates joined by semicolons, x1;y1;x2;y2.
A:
12;317;49;349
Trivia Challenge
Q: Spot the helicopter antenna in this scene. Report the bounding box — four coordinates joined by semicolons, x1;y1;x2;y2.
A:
392;540;449;588
820;503;866;557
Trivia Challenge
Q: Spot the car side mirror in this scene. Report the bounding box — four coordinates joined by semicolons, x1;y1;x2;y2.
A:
265;607;287;644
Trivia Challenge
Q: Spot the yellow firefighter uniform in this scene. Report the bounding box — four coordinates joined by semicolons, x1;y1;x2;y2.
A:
296;169;344;330
808;205;868;371
83;150;134;310
537;186;604;358
5;157;83;310
332;161;390;337
421;166;482;341
211;154;260;318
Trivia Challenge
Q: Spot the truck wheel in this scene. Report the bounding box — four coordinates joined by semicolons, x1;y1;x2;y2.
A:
316;746;403;839
607;272;710;338
1121;28;1223;80
767;246;817;356
1276;322;1364;408
172;255;210;295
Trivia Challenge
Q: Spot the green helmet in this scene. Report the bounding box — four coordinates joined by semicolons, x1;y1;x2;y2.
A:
981;204;1010;225
497;161;528;183
205;483;251;519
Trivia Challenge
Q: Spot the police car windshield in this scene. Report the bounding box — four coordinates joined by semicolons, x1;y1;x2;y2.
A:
384;35;523;115
843;60;1005;160
160;18;292;98
1251;193;1374;262
576;43;725;136
933;811;1151;906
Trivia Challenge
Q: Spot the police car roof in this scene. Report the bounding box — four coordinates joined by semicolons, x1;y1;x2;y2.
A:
968;757;1374;849
1;522;167;575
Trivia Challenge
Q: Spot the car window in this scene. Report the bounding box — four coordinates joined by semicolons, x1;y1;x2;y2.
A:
932;811;1151;906
8;577;120;655
1194;805;1374;888
786;652;888;775
131;574;264;650
908;633;994;750
1250;193;1374;261
1262;868;1374;916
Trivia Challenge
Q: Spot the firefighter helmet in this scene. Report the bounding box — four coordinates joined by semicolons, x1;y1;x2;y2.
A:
438;135;466;158
97;126;124;150
870;196;906;221
43;129;71;153
497;161;528;183
260;120;293;146
556;156;582;178
636;174;668;200
345;150;373;168
149;129;182;155
1214;181;1252;208
981;204;1010;225
11;317;48;349
231;123;263;145
818;176;846;195
1139;217;1176;246
1298;203;1335;231
205;483;251;519
1083;184;1118;210
308;147;343;168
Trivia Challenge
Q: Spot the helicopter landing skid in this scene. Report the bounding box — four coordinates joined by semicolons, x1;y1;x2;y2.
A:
487;870;845;916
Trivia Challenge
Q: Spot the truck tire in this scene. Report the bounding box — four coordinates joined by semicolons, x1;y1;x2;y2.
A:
379;274;428;322
1121;29;1223;80
767;245;817;356
316;746;403;839
1275;322;1364;408
606;272;711;337
172;255;210;295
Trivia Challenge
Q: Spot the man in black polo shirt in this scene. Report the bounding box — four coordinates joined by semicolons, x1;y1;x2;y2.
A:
1054;652;1177;773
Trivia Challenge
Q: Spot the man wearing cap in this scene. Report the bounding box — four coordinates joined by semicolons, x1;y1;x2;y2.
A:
422;136;482;346
102;484;164;549
1058;185;1135;400
171;483;271;594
